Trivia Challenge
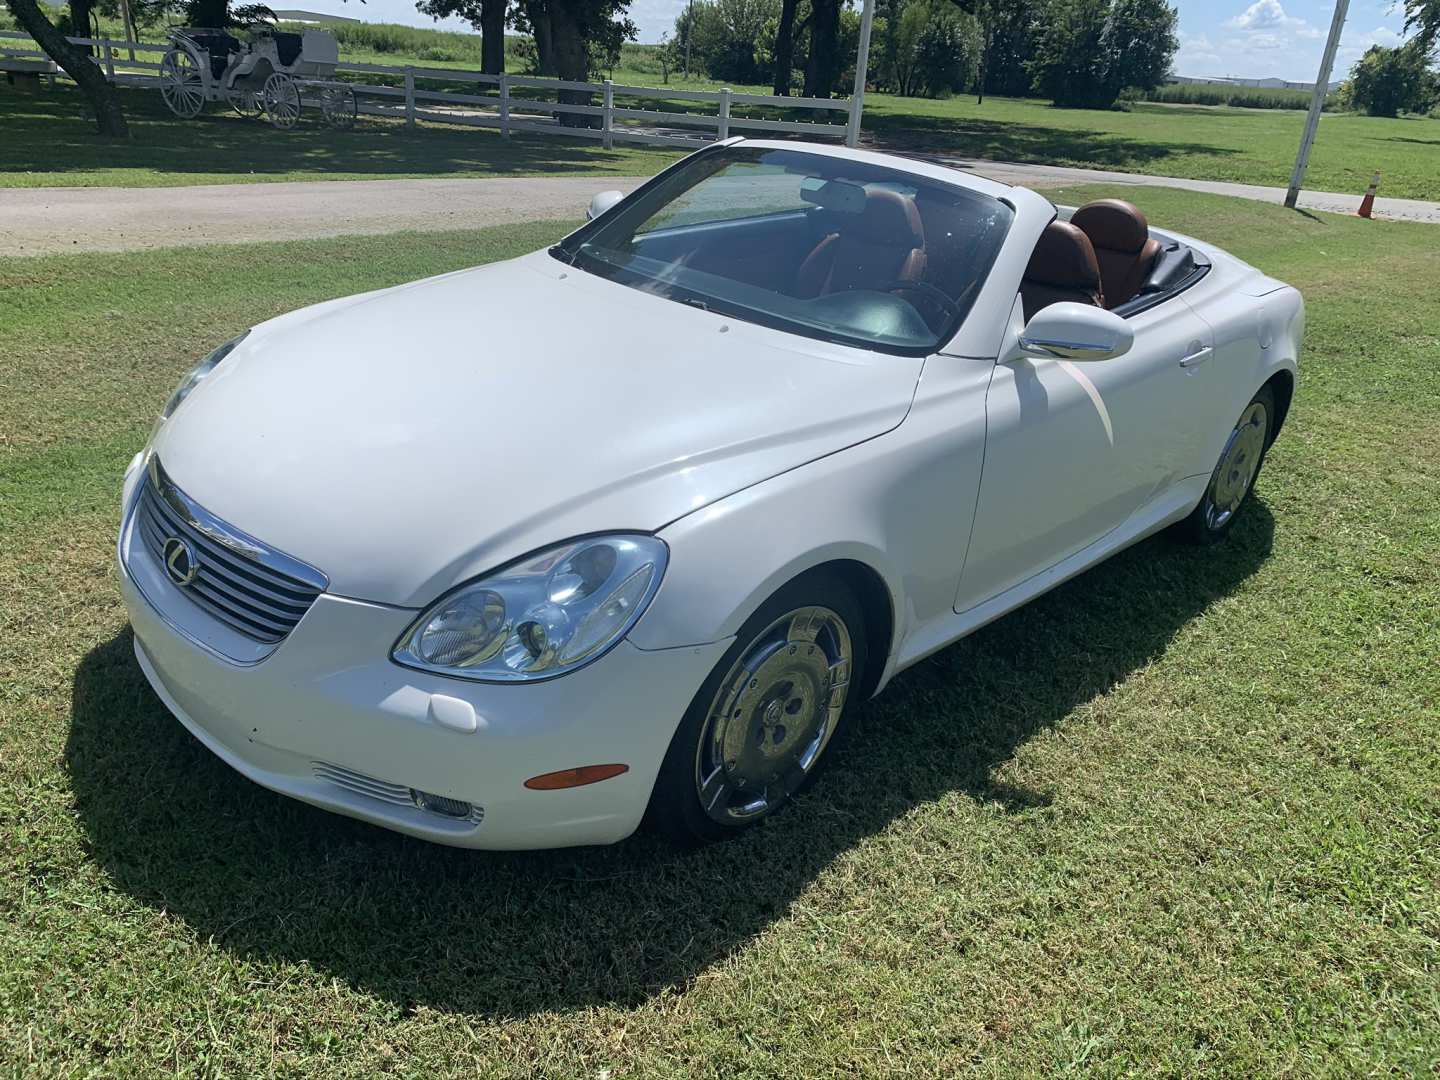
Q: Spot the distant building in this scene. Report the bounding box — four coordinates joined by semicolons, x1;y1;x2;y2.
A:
271;9;361;24
1169;74;1343;93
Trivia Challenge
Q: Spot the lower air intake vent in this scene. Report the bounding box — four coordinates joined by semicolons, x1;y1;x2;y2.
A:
313;762;484;825
412;790;474;819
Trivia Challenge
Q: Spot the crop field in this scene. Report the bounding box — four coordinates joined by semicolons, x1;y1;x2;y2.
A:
1;188;1436;1075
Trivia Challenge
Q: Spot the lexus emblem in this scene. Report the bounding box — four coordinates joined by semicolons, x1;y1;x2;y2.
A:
162;537;199;587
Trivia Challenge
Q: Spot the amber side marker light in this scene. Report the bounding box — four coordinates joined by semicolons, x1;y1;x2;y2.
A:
524;764;630;790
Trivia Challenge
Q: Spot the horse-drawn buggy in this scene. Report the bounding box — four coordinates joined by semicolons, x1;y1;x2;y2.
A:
159;25;358;130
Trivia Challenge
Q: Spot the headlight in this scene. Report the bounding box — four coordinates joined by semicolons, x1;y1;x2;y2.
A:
393;535;668;682
152;332;249;436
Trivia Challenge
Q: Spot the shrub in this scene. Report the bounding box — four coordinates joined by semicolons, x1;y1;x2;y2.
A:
1345;43;1433;117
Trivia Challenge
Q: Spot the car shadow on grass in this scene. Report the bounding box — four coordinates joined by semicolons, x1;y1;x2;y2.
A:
66;502;1273;1017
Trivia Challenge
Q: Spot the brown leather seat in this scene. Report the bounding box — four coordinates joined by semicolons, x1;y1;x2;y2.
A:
1070;199;1162;308
1019;221;1105;321
796;187;926;298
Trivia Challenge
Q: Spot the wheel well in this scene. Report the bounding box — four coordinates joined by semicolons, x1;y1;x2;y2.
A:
1263;370;1294;445
802;559;894;701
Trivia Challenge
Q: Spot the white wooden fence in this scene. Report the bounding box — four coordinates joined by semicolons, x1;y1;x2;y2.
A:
0;30;858;147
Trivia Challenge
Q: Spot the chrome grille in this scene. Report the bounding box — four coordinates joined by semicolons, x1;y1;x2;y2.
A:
132;459;326;644
313;761;486;825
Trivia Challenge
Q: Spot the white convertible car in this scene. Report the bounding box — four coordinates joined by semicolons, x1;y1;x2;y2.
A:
118;139;1301;848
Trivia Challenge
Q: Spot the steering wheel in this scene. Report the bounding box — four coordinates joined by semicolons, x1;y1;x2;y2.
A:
881;278;965;321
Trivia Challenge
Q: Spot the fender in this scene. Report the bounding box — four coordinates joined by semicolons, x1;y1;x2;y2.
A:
631;352;996;694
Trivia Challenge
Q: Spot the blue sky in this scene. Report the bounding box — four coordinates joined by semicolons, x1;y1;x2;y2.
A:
296;0;1413;82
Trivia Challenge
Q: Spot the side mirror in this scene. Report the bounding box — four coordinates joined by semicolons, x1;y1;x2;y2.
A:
587;190;624;221
1017;303;1134;362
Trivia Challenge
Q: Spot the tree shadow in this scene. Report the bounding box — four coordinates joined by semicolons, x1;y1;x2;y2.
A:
0;84;668;182
66;503;1274;1018
863;113;1242;169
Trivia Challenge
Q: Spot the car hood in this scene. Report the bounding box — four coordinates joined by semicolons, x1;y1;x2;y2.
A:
154;251;923;607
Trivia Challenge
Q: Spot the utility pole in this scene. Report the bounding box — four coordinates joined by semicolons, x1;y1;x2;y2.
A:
1285;0;1349;208
845;0;875;148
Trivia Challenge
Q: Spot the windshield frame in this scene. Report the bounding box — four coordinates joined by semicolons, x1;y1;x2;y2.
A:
551;143;1015;358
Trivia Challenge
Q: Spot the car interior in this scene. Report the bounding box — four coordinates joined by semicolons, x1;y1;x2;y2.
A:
620;176;1014;347
1020;198;1210;321
585;155;1209;351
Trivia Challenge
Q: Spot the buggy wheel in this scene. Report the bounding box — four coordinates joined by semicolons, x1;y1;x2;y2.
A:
226;80;263;118
262;72;301;130
319;85;357;130
159;46;205;119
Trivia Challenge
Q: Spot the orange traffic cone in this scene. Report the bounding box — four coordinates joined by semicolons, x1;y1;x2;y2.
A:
1358;172;1380;218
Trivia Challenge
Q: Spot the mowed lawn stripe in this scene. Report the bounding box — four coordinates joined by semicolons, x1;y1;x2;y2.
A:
0;195;1436;1076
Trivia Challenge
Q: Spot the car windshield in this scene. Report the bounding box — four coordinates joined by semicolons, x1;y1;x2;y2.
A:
554;146;1014;354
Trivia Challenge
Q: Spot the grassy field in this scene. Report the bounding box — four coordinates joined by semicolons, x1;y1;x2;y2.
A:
0;85;678;188
1;190;1438;1075
6;71;1440;198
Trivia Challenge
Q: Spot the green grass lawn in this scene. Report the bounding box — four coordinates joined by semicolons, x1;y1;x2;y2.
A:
7;59;1440;196
861;95;1440;201
1;192;1437;1075
0;85;679;187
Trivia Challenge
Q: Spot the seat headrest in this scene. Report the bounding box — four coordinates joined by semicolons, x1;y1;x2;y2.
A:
1070;199;1150;254
848;187;925;247
1024;221;1101;290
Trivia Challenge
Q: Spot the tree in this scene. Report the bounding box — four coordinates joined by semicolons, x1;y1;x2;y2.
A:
1401;0;1439;51
677;0;775;84
771;0;798;93
509;0;634;123
803;0;839;96
417;0;507;73
5;0;128;135
1345;42;1432;117
1027;0;1175;108
974;0;1038;101
881;0;978;96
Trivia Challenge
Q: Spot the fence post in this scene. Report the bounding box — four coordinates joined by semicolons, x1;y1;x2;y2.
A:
602;79;614;149
498;73;510;138
102;41;114;81
718;87;731;141
404;68;416;128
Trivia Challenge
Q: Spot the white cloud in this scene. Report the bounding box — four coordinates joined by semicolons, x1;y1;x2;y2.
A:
1225;0;1322;40
1335;23;1408;69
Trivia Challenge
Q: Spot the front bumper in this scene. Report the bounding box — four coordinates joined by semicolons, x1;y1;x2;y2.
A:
117;457;729;850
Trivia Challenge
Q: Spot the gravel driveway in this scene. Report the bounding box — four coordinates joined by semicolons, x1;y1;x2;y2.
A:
0;176;645;256
4;162;1435;258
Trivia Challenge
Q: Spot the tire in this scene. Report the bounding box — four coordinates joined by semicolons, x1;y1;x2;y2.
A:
1173;384;1276;545
647;571;868;845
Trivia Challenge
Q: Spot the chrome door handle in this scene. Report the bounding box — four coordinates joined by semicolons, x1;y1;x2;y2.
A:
1179;346;1213;369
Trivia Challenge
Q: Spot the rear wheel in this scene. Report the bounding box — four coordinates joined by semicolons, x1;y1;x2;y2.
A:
1174;384;1275;544
262;73;301;130
648;573;866;844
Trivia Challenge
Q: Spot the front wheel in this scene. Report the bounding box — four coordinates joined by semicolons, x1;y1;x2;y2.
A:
647;573;867;845
1173;384;1275;544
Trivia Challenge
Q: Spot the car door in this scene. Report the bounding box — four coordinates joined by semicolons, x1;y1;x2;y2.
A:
953;299;1215;613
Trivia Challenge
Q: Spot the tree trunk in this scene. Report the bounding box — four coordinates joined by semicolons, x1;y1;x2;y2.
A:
520;0;555;74
479;0;505;74
6;0;128;136
547;1;594;127
67;0;93;54
803;0;839;98
771;0;796;96
976;27;989;104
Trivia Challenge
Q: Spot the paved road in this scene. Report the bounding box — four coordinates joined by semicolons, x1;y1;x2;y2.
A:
0;176;646;256
3;162;1436;256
